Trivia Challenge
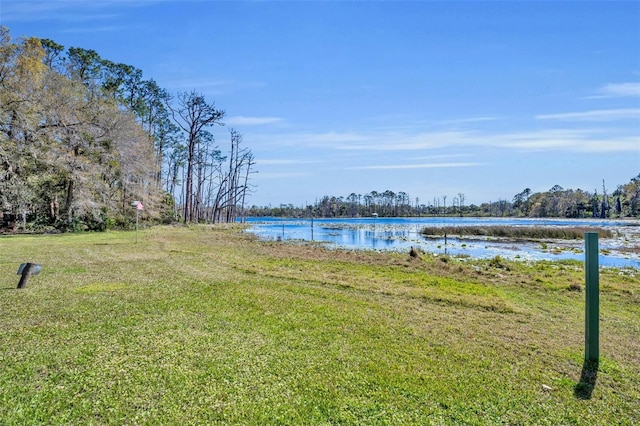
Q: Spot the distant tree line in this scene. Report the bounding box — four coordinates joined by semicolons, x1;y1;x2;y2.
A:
245;175;640;219
0;27;254;232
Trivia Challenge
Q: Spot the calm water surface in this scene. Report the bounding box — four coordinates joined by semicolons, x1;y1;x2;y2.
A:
244;217;640;269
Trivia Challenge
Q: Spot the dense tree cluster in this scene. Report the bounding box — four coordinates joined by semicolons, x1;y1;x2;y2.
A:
246;175;640;219
516;178;640;219
0;28;254;232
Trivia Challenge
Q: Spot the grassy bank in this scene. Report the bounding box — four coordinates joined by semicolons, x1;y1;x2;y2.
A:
1;225;638;425
420;225;614;240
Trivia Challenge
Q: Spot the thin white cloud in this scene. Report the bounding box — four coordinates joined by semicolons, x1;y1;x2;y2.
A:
302;131;369;145
164;78;234;92
226;116;284;126
438;116;501;125
1;1;87;21
257;171;312;179
536;109;640;121
253;127;639;154
277;130;469;151
60;25;132;34
349;162;483;170
258;159;324;166
363;115;502;132
1;0;152;22
411;153;473;161
160;77;266;97
597;82;640;98
501;130;640;153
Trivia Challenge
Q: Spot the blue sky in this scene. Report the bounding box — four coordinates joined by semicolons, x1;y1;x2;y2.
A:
2;0;639;207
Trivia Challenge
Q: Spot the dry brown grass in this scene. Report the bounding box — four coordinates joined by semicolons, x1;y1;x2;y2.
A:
421;225;614;239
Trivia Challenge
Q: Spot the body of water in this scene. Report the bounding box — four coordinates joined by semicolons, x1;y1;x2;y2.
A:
243;216;640;269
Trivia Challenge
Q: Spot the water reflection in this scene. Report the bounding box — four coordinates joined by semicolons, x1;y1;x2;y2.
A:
244;217;640;269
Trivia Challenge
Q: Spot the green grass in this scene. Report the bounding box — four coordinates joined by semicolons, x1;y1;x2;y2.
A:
1;225;639;425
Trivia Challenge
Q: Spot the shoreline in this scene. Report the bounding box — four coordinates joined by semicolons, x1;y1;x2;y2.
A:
246;217;640;269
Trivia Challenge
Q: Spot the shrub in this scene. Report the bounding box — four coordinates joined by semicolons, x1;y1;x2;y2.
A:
489;255;510;270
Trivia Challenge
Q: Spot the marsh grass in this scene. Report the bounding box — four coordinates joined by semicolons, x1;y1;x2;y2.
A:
0;225;639;425
420;225;614;240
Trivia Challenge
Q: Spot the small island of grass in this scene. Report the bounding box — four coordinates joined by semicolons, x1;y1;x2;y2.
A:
420;225;614;240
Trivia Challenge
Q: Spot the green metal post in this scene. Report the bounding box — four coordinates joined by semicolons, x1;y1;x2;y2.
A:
585;232;599;361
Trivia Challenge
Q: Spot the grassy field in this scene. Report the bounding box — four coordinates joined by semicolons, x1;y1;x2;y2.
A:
1;225;638;425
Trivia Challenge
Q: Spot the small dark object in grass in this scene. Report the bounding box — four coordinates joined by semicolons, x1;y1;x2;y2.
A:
409;246;420;258
568;283;582;292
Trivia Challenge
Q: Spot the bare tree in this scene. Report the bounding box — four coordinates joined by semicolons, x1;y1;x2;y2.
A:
458;193;465;217
212;129;254;223
167;91;224;223
238;150;256;222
